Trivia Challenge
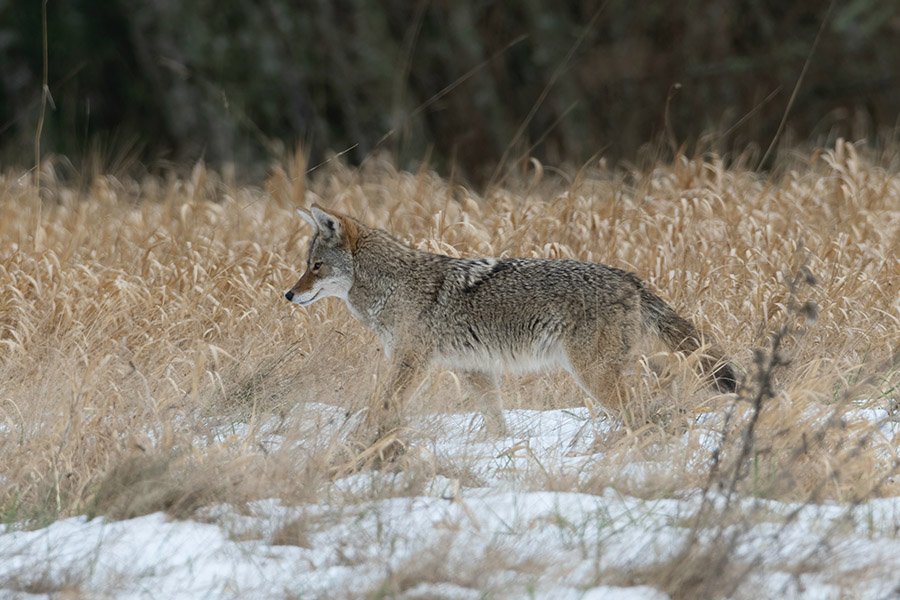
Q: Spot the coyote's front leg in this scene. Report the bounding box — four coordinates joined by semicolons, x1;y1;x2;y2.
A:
341;350;426;470
463;371;508;436
354;348;427;445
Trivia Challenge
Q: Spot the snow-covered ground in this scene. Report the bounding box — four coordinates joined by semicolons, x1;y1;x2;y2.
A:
2;404;898;599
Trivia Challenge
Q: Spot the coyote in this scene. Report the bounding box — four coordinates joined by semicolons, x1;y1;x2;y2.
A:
286;205;737;438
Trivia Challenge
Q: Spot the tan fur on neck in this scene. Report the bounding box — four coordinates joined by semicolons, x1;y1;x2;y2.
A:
338;215;360;254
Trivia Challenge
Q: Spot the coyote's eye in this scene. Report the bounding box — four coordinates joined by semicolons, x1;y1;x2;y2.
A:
312;261;323;272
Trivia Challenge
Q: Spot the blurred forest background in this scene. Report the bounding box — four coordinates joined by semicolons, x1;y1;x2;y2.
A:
2;0;899;185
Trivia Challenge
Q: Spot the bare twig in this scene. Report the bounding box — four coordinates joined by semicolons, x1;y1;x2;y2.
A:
757;0;837;170
33;0;51;250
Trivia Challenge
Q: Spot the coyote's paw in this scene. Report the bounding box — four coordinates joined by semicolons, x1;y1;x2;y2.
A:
329;426;408;476
483;416;510;438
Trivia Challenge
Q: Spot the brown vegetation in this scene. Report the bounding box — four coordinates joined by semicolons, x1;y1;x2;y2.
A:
0;140;896;571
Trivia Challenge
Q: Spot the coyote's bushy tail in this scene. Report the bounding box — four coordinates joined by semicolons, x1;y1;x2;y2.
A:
639;287;738;393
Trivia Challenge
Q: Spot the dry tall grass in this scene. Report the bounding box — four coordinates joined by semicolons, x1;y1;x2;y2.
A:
0;141;897;536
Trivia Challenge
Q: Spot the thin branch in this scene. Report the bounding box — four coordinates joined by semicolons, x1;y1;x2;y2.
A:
757;0;836;170
34;0;50;190
488;2;609;190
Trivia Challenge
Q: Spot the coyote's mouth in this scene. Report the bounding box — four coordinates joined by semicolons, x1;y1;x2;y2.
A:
297;289;321;306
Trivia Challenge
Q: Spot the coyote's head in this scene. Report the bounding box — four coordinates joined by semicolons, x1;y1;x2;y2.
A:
285;205;357;306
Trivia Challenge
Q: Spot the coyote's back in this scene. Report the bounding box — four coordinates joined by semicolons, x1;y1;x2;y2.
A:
286;205;737;438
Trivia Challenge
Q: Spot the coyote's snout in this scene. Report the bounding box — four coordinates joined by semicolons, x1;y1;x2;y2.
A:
286;204;737;438
285;213;355;307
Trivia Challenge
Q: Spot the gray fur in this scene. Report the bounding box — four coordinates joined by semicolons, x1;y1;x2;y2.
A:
287;205;737;439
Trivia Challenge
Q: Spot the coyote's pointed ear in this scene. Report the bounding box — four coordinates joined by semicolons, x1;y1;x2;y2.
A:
296;208;318;230
310;204;343;241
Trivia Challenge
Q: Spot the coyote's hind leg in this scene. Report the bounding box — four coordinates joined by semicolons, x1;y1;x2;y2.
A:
562;313;639;419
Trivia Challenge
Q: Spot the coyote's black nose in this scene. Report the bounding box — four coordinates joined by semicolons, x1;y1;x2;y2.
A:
285;291;294;301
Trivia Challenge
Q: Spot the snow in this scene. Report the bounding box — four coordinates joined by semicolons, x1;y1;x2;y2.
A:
2;403;898;599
